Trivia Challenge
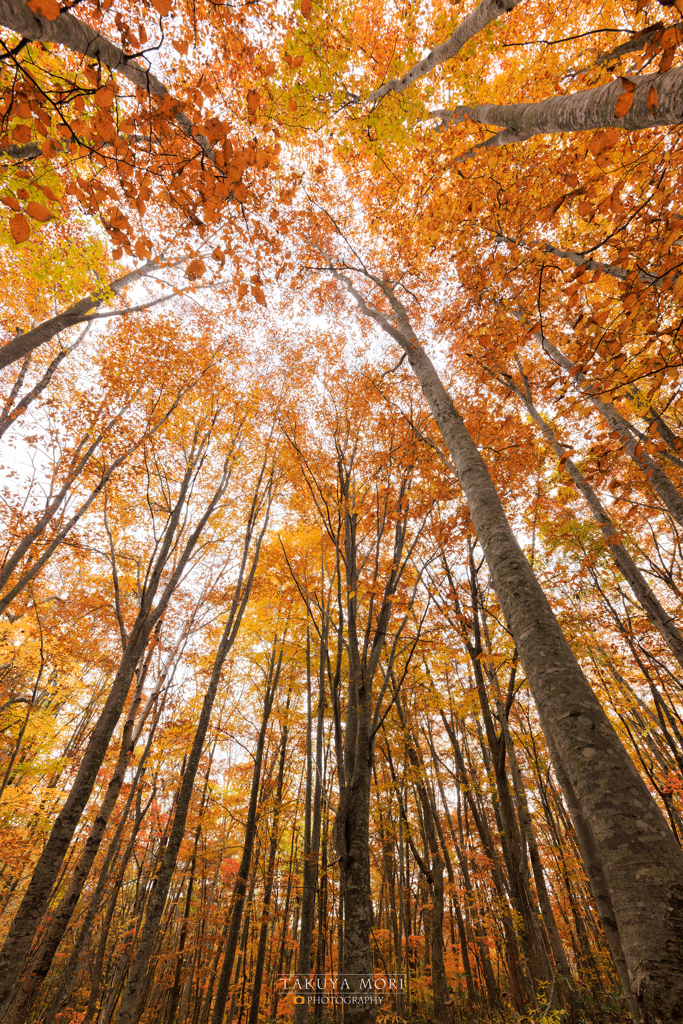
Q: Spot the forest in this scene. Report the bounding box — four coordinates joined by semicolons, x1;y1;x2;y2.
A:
0;0;683;1022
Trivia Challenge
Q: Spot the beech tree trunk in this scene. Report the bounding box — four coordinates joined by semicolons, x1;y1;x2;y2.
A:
209;639;282;1024
247;720;289;1024
501;368;683;670
537;333;683;528
432;67;683;149
338;270;683;1023
0;444;233;1016
293;633;324;1024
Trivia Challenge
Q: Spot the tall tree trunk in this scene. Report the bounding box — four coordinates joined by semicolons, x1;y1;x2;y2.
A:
209;639;282;1024
293;631;324;1024
247;717;289;1024
0;447;234;1015
337;271;683;1023
112;473;272;1024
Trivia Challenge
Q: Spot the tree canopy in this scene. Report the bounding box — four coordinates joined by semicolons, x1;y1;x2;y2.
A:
0;1;683;1024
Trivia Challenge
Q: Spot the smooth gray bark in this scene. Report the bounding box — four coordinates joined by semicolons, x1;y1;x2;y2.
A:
0;0;213;160
334;266;683;1023
0;261;159;370
367;0;521;102
501;365;683;670
537;332;683;528
431;66;683;151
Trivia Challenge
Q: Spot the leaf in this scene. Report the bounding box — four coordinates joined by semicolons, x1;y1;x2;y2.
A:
27;0;61;19
41;139;58;158
251;284;266;305
185;259;206;280
247;90;261;113
615;79;635;118
9;215;30;244
0;196;21;212
301;0;312;16
26;201;52;222
659;46;676;73
94;87;115;109
151;0;172;15
12;125;32;144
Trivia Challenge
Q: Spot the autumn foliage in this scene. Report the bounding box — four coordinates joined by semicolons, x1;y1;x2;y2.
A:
1;1;683;1023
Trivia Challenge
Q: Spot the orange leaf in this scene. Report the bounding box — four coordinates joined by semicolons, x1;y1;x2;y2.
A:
39;184;61;204
134;238;150;259
237;282;248;301
301;0;312;15
9;214;30;244
648;86;659;113
185;258;206;280
27;0;61;19
659;46;676;73
661;27;678;50
251;284;266;305
246;89;261;113
151;0;172;15
12;125;32;144
289;98;298;112
41;139;58;158
26;201;52;222
94;87;115;108
0;196;21;212
614;89;635;119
